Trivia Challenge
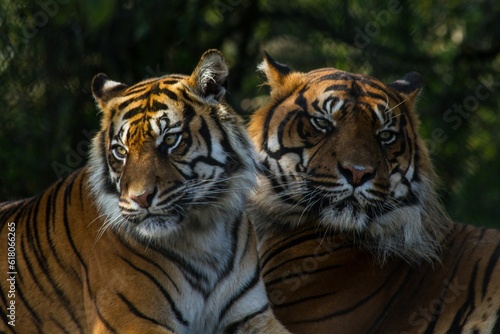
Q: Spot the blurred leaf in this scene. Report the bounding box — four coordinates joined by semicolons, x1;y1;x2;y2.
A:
78;0;116;30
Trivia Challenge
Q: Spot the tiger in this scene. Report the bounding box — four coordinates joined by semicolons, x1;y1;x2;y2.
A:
0;50;290;334
247;52;500;333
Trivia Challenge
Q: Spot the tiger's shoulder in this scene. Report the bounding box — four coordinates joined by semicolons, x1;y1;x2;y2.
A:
248;53;500;333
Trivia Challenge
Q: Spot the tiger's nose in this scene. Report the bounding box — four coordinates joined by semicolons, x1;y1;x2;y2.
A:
129;188;156;208
338;163;375;187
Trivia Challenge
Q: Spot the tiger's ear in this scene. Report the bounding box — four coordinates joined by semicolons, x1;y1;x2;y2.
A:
190;49;229;102
92;73;128;108
387;72;423;104
258;51;292;92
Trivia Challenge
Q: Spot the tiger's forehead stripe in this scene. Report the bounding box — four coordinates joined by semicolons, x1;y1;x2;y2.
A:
122;74;185;92
117;76;185;112
103;77;194;151
313;70;402;103
150;100;169;112
118;90;150;110
122;106;143;121
308;73;407;127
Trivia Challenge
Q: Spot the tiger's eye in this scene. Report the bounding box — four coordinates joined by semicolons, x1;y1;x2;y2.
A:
311;117;331;131
164;133;179;147
316;118;330;128
378;130;397;144
112;145;127;159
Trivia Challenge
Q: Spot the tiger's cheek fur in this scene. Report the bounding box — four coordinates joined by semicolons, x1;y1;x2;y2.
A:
249;57;456;261
383;130;419;199
251;55;500;334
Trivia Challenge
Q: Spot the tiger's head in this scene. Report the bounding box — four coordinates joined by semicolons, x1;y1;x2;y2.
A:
248;53;451;263
88;50;255;242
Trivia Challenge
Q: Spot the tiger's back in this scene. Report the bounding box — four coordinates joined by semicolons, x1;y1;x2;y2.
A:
249;53;500;333
1;172;96;332
0;172;273;333
259;222;500;333
0;50;289;334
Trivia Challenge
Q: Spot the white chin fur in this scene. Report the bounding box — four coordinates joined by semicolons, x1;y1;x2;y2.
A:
252;172;445;264
89;174;253;243
87;133;255;243
134;216;183;239
318;204;438;263
319;206;370;233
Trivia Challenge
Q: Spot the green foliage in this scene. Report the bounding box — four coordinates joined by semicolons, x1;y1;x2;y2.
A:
0;0;499;227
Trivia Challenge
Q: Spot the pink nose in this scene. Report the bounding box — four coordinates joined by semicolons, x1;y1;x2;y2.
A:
129;188;155;208
338;163;375;187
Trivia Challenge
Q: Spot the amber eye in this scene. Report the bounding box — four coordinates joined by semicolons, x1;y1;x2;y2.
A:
310;117;331;132
378;130;398;144
164;133;180;147
112;145;128;159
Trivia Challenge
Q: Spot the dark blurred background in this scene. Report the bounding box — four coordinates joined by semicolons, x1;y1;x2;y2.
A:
1;0;499;227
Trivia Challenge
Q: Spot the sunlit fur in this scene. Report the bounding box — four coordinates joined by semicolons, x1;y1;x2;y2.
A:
88;74;253;244
0;50;290;334
248;54;500;333
249;55;450;263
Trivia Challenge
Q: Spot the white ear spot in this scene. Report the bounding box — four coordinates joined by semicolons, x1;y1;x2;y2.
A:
388;72;423;95
103;79;125;91
91;73;128;103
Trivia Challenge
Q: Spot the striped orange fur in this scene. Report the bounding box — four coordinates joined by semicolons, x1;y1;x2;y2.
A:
0;50;289;334
248;53;500;333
